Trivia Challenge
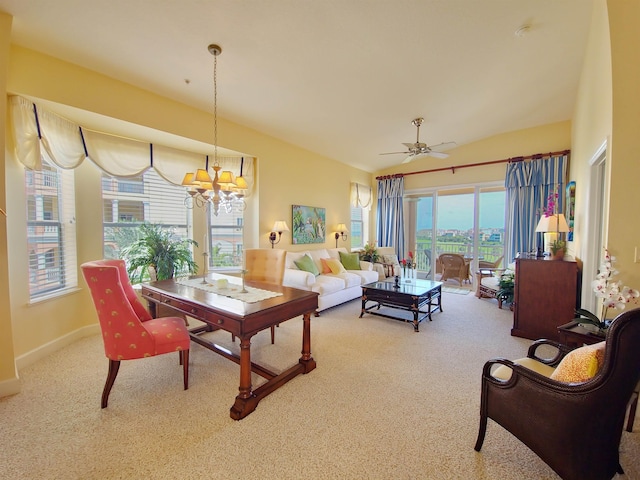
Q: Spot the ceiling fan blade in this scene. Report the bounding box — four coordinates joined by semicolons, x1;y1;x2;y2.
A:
428;151;449;159
428;141;457;150
379;151;411;156
401;154;418;164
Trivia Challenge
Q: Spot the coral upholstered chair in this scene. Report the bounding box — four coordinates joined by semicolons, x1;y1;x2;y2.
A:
243;249;286;343
81;259;190;408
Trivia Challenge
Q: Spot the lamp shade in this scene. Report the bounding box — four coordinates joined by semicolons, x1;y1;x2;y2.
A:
181;172;195;186
336;223;348;233
218;170;236;186
535;213;569;233
234;175;249;190
194;168;212;183
272;221;290;233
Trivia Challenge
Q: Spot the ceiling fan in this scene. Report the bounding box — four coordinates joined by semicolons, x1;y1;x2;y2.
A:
380;117;456;163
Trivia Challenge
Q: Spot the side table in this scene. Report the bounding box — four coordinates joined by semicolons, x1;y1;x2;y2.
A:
557;320;638;433
557;320;605;348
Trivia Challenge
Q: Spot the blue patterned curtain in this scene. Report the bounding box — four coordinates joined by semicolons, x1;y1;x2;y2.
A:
505;154;567;261
377;176;405;260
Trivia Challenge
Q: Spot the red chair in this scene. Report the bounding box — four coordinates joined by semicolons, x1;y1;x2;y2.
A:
81;259;190;408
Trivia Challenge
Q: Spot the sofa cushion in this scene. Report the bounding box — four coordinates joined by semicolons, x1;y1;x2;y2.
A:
320;257;332;274
339;251;361;270
321;257;346;275
330;272;361;288
286;250;310;269
381;254;399;265
308;249;331;272
294;254;320;276
550;341;606;383
348;269;378;285
311;275;346;296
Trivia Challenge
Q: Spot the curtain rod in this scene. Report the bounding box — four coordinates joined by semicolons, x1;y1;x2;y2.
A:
375;149;570;180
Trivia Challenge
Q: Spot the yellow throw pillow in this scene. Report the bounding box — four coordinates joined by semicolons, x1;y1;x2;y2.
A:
322;258;346;274
550;341;606;383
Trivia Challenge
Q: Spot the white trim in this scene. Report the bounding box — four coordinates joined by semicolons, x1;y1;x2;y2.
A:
581;139;608;313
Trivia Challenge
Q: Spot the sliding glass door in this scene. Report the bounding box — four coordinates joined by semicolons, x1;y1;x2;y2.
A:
411;183;506;281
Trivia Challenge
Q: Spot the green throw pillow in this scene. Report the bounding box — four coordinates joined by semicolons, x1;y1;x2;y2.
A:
339;251;361;270
294;254;320;276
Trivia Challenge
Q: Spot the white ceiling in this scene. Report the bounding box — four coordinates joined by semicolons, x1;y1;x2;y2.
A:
0;0;594;172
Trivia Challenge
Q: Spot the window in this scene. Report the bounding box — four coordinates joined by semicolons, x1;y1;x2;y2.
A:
102;168;193;276
350;206;365;250
25;159;77;299
207;202;244;268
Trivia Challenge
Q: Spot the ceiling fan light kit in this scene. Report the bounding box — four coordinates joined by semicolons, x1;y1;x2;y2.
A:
380;117;455;164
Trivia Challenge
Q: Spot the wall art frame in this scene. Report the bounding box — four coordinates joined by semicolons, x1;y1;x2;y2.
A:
292;205;326;245
566;181;576;242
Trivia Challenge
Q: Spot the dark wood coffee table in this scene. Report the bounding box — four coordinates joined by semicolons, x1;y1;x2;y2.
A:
360;279;443;332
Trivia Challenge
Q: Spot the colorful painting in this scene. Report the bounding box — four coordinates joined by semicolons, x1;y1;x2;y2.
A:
292;205;326;244
566;181;576;242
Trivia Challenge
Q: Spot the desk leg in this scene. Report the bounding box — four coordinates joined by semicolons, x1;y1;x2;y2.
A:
300;312;316;372
230;336;258;420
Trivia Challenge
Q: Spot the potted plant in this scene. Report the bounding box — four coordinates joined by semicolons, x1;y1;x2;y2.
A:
359;241;380;263
120;223;198;283
497;270;515;307
574;248;639;335
550;239;566;260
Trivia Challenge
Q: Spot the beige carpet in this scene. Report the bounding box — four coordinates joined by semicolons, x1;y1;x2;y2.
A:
1;293;638;479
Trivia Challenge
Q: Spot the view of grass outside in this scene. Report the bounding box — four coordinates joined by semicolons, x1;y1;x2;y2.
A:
412;188;506;274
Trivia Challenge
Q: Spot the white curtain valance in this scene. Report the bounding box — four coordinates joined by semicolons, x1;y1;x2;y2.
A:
350;182;372;210
8;95;255;196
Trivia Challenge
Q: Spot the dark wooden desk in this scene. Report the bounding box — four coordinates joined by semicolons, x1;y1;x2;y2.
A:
141;277;318;420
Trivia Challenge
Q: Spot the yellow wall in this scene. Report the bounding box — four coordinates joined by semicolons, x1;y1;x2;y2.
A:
569;0;640;296
2;1;639;394
0;12;18;392
1;42;371;389
374;121;571;191
606;0;640;287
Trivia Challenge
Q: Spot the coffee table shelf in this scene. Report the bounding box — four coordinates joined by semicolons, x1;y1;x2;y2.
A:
360;279;443;332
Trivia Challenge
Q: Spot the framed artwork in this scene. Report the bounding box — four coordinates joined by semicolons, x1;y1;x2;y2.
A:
566;181;576;242
292;205;326;244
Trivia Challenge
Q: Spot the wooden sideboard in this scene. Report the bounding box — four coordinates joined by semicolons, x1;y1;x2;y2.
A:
512;257;579;342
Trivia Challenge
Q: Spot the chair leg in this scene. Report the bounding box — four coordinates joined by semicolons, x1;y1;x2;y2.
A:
101;359;121;409
626;390;638;432
474;414;487;452
181;350;189;390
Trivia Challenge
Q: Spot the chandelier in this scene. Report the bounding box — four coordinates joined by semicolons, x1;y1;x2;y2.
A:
182;44;247;216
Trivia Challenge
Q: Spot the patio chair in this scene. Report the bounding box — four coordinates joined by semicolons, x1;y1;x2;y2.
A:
438;253;469;285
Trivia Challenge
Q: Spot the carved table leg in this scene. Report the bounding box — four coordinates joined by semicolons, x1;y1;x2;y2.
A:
230;336;258;420
300;312;316;373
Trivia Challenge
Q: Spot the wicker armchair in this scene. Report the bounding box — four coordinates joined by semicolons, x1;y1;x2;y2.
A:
438;253;469;285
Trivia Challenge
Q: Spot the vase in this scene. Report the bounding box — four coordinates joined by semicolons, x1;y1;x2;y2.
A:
552;249;565;260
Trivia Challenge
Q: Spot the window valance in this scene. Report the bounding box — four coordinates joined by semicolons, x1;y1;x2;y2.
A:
8;95;254;195
350;182;372;210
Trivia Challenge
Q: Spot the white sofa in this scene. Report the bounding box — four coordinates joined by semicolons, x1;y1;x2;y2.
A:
282;247;379;312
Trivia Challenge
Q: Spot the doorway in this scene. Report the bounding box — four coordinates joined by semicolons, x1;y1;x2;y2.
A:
407;183;506;285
